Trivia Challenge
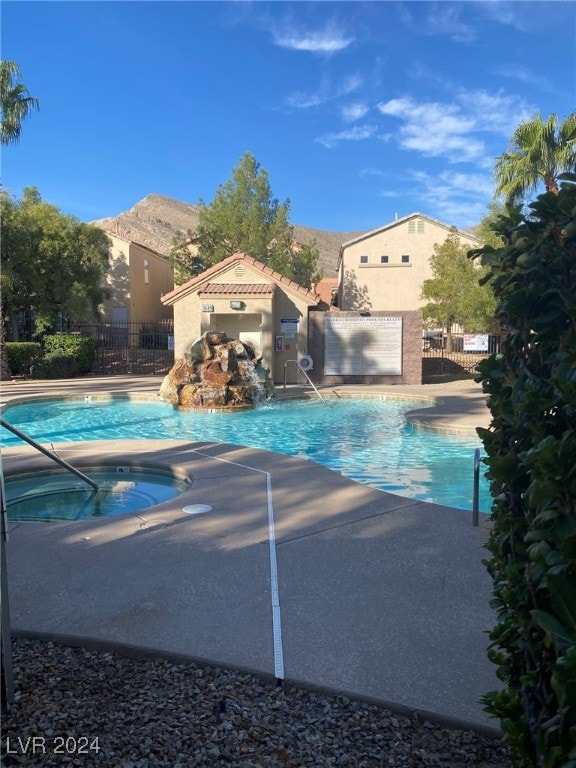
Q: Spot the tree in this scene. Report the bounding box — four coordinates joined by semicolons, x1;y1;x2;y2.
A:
0;61;39;379
1;187;111;340
421;232;497;344
170;152;320;288
475;201;507;249
0;61;39;145
472;175;576;767
493;111;576;205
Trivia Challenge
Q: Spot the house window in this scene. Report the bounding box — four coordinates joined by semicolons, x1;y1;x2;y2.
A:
417;219;425;233
408;220;416;233
144;259;149;284
380;255;389;264
360;255;368;264
401;254;410;264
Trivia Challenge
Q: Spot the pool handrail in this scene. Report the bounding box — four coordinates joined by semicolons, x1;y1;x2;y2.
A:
0;418;99;492
472;447;480;527
1;456;15;705
283;360;327;404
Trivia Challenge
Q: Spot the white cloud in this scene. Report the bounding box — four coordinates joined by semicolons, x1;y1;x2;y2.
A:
359;167;388;178
286;74;363;110
496;64;553;93
477;1;527;31
423;4;475;44
286;91;324;110
409;169;493;226
378;97;484;162
456;89;533;136
377;89;535;164
398;2;474;43
315;125;379;149
340;102;369;122
272;21;354;53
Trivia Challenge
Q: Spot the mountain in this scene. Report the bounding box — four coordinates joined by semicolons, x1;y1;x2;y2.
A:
92;194;365;277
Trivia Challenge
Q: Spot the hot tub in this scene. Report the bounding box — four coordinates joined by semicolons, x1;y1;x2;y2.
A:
5;466;191;523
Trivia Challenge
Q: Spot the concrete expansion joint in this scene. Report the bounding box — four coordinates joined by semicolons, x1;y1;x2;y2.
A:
275;505;415;546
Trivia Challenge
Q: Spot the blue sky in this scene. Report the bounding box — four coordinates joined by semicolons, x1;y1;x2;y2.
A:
2;1;575;232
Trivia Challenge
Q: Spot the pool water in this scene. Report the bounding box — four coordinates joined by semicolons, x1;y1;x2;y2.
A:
1;397;491;512
5;467;190;522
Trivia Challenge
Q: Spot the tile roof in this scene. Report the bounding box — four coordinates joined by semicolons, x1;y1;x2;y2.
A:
162;252;319;305
198;283;276;296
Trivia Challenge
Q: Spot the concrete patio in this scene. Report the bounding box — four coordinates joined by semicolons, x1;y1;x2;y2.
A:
1;377;499;732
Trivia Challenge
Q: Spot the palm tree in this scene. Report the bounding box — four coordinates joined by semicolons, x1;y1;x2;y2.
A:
0;61;39;381
0;61;39;145
494;112;576;205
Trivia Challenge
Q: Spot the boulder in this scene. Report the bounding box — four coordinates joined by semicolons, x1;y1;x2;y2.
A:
160;331;274;410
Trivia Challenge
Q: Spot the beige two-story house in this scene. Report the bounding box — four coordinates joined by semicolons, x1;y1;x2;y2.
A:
336;213;481;313
100;234;174;325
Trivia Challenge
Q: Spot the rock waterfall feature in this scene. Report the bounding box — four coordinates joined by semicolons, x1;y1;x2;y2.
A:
159;332;274;410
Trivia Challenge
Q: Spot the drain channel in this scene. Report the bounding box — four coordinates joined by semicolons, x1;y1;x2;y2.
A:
187;449;285;681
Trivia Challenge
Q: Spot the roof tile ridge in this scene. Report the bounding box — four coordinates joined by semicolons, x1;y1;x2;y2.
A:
232;252;315;298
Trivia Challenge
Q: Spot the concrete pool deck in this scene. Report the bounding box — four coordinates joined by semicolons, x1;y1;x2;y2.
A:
1;377;500;732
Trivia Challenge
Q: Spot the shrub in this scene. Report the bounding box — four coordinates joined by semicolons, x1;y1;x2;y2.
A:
31;353;80;379
6;342;42;376
43;333;96;374
471;174;576;767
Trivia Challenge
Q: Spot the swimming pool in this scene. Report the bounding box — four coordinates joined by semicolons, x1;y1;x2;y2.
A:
0;396;491;512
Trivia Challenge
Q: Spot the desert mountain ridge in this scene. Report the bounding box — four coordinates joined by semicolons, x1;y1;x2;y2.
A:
91;193;365;277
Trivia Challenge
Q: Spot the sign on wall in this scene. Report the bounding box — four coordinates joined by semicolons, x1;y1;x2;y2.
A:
281;319;299;338
463;334;489;352
324;316;403;375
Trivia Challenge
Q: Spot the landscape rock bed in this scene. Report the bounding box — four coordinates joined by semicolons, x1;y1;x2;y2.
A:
1;638;510;767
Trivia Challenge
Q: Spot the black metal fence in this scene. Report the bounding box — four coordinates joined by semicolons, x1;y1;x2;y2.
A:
422;333;500;384
60;320;175;376
19;322;499;381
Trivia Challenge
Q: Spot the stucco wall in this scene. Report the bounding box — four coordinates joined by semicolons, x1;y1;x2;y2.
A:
128;243;173;324
101;235;173;323
307;310;423;385
339;217;478;312
172;293;313;384
169;259;315;383
271;290;312;384
101;236;131;318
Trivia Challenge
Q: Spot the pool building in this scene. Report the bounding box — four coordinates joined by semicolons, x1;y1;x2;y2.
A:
161;252;424;387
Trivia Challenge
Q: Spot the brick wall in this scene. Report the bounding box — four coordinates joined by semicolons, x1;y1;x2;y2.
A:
307;310;423;385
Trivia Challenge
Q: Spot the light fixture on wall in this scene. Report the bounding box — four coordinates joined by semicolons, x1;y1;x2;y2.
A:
230;300;245;310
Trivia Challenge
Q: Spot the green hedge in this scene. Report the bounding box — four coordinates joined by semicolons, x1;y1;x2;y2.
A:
471;173;576;767
31;353;81;379
43;333;96;374
6;342;42;375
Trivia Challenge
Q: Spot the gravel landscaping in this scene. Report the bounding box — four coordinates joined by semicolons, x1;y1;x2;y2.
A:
1;638;510;767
